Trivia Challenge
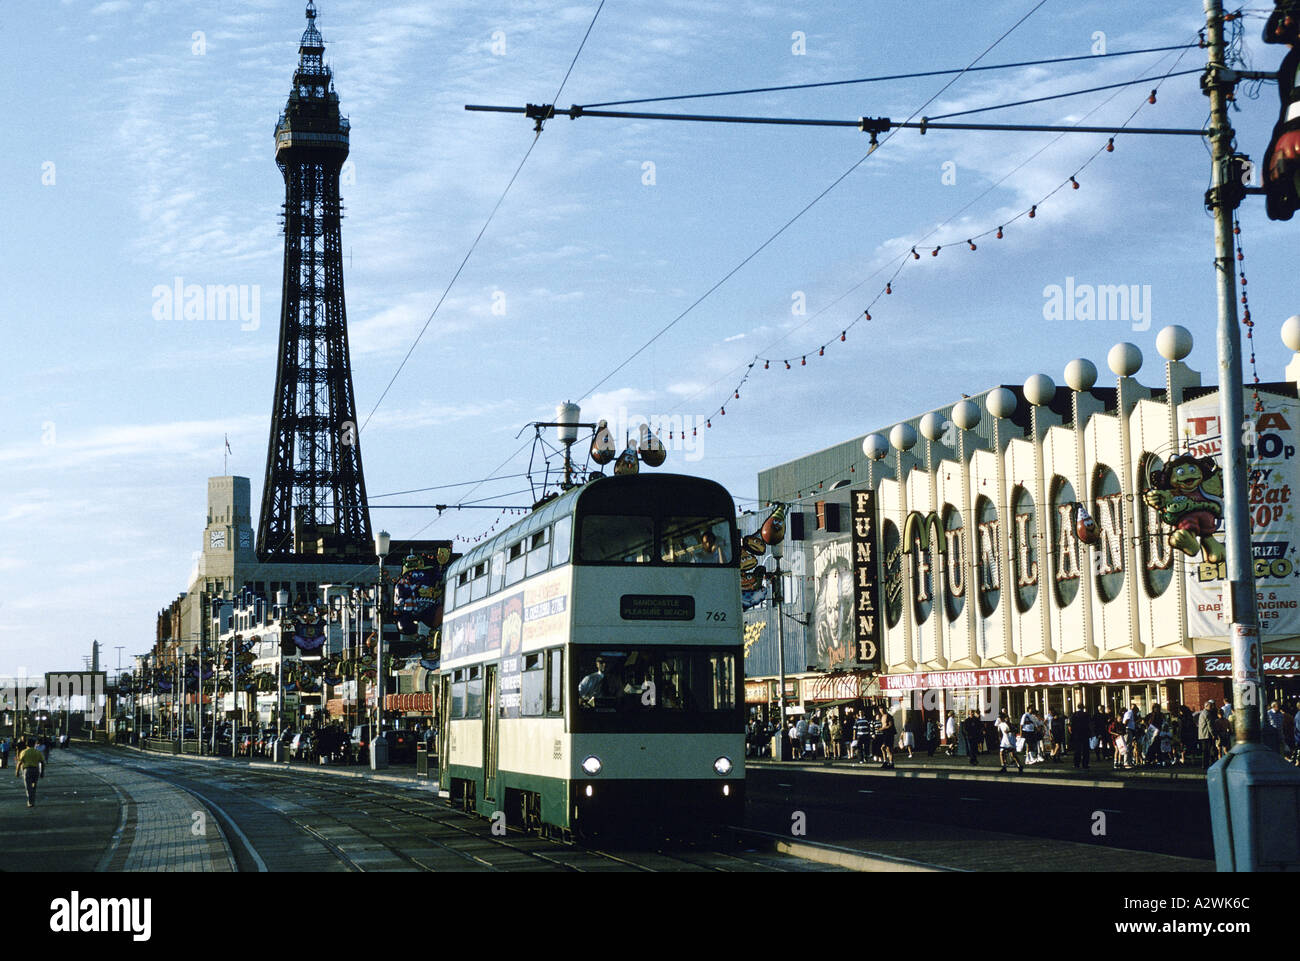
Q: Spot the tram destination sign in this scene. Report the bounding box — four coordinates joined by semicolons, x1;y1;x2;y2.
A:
620;594;695;620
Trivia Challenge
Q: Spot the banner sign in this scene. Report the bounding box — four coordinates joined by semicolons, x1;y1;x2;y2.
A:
802;672;865;702
1178;398;1300;637
850;488;882;671
879;655;1199;693
1199;653;1300;675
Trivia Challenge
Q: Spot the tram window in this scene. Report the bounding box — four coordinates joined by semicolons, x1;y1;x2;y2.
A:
521;653;545;716
525;528;551;578
575;649;736;714
661;516;732;564
551;516;572;566
451;669;466;718
577;515;654;564
546;649;564;716
490;551;505;594
505;541;526;586
470;561;489;602
466;665;483;718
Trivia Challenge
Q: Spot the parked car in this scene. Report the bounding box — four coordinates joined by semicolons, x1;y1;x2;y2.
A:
237;733;256;757
290;731;316;761
384;730;416;763
350;725;373;763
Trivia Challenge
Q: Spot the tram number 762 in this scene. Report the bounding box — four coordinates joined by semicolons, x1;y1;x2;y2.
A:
705;611;727;622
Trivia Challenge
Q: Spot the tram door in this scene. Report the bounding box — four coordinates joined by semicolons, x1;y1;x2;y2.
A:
484;664;499;802
438;675;451;791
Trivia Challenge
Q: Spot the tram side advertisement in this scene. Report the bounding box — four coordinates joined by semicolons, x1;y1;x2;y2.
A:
1177;398;1299;636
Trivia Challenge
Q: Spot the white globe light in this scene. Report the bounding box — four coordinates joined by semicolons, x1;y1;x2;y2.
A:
1156;325;1193;362
952;399;981;431
986;387;1017;420
1283;315;1300;353
1064;358;1098;392
1108;342;1142;377
1023;373;1056;407
919;411;946;442
862;433;890;461
890;423;918;452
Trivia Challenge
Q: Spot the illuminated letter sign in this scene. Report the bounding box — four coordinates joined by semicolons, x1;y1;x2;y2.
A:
851;489;882;670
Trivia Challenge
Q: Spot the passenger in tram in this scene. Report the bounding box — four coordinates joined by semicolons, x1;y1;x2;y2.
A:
695;530;725;564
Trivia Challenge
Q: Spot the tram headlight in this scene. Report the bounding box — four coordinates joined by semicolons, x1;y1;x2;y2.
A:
713;756;733;776
581;755;603;776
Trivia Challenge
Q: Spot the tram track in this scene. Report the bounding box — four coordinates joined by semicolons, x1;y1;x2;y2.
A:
95;748;831;871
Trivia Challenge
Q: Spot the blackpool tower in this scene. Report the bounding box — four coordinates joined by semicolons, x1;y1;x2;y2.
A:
257;2;373;562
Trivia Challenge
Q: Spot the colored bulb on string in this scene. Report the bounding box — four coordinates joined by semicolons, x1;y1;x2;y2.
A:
1147;89;1157;104
1029;205;1037;218
785;360;791;370
968;240;976;251
764;360;769;370
885;282;892;295
996;226;1003;239
912;247;920;260
1106;138;1114;152
801;356;806;366
818;346;824;357
735;390;740;399
1070;177;1079;190
721;407;725;416
932;246;940;257
840;331;846;342
864;310;871;321
1237;250;1243;261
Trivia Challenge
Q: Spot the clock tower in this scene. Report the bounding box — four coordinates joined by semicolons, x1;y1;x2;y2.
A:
202;476;257;579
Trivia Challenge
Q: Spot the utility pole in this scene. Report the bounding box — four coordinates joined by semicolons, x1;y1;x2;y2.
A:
1202;0;1300;873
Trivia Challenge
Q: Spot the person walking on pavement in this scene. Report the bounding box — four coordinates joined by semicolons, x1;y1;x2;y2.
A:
1019;707;1041;764
1093;706;1111;762
961;710;983;764
1197;701;1218;768
853;710;871;764
995;710;1024;773
1069;704;1091;769
827;714;842;761
926;715;940;757
0;737;9;770
1265;701;1286;753
877;708;896;769
944;710;958;757
14;738;44;808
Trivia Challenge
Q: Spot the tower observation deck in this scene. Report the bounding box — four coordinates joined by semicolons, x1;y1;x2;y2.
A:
257;1;373;563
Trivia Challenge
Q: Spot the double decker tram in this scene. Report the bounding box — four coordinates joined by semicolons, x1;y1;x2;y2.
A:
437;473;744;839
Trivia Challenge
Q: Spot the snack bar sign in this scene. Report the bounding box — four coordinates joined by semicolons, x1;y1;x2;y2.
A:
879;656;1198;693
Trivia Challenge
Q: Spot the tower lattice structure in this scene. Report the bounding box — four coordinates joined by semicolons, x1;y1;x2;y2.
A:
258;2;373;562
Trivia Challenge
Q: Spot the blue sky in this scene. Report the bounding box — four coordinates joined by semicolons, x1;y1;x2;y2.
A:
2;0;1297;675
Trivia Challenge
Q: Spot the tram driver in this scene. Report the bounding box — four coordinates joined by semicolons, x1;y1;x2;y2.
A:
579;656;620;708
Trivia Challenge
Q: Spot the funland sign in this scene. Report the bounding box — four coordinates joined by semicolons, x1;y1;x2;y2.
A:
878;656;1199;693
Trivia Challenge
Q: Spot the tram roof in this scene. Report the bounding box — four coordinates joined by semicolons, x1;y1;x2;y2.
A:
449;473;734;573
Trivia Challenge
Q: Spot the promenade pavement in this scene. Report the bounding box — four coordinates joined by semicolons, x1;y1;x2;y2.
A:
0;746;234;872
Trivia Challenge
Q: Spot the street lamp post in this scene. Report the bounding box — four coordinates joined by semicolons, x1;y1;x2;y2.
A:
371;531;391;770
771;534;789;761
1202;0;1300;873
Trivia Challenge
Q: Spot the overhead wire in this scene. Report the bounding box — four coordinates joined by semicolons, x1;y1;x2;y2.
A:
579;43;1201;109
574;0;1053;406
358;0;606;437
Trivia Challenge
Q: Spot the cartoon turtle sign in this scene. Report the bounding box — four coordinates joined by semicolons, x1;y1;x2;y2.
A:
1142;454;1226;562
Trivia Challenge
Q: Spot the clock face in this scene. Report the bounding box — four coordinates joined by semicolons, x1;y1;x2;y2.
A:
210;529;227;549
239;530;252;549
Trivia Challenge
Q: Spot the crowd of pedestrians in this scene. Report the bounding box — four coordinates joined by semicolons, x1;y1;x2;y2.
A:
746;696;1300;772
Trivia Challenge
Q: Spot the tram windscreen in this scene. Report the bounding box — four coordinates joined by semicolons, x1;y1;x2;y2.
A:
576;649;736;714
660;516;732;565
576;515;654;564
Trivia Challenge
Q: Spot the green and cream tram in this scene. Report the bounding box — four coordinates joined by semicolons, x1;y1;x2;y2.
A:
437;473;744;839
